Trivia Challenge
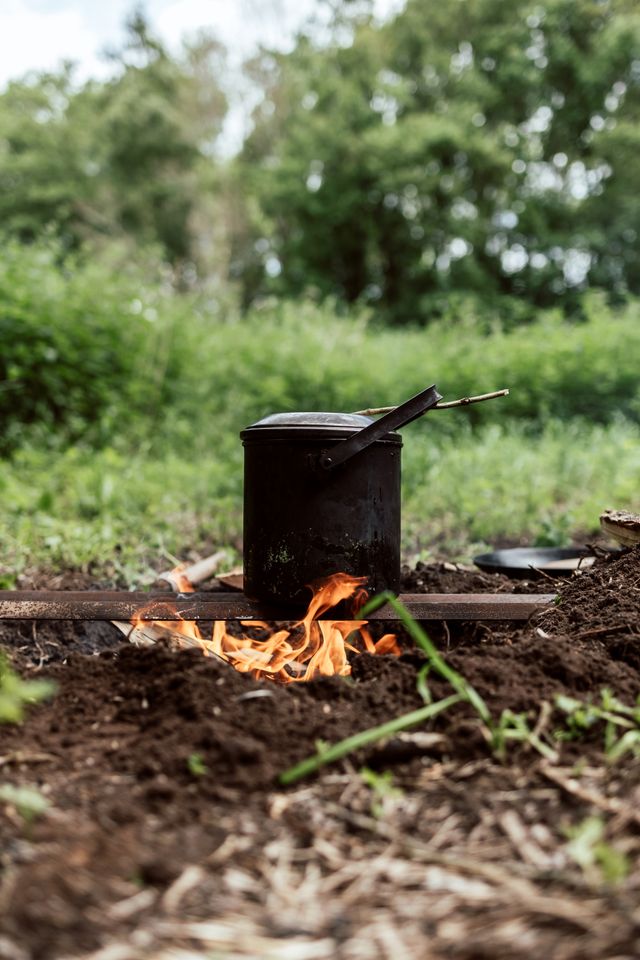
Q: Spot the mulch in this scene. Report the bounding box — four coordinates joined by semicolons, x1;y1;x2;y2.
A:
1;548;640;959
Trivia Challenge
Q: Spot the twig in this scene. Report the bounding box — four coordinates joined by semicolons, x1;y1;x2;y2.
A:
0;751;58;767
572;623;629;640
110;620;229;667
354;389;509;416
112;550;229;650
539;762;640;825
161;865;206;913
156;550;229;591
528;564;558;584
498;809;553;869
320;801;599;920
360;592;492;726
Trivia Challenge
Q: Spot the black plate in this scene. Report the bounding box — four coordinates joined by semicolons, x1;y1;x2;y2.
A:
473;547;596;579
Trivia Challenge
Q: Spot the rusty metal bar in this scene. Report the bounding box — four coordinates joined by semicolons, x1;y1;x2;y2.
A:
0;591;555;622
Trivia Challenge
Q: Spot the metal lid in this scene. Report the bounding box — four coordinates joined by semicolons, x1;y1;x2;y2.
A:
241;411;401;441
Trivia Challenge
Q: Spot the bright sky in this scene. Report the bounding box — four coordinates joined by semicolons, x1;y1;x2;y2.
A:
0;0;404;86
0;0;403;150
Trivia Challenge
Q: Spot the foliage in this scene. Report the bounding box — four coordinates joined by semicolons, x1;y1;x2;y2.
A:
279;602;640;787
236;0;640;320
360;767;403;817
0;784;50;823
564;816;629;885
279;691;463;785
187;752;208;776
1;238;639;579
0;3;638;318
0;655;56;724
491;706;557;762
0;12;227;269
361;591;491;724
0;443;243;587
1;415;638;583
0;237;194;450
403;416;640;550
3;236;640;456
555;689;640;760
279;596;561;785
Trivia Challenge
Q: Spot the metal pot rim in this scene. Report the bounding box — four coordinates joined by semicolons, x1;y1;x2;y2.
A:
241;410;401;441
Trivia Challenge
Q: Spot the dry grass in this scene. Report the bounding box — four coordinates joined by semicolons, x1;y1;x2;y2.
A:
38;757;640;960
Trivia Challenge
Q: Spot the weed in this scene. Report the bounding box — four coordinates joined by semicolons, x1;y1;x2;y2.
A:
360;767;403;818
279;694;463;786
492;706;558;762
564;816;629;886
0;784;50;823
555;690;640;761
280;595;485;785
278;599;584;786
533;513;574;548
416;663;432;704
187;753;208;776
0;655;56;724
361;592;491;725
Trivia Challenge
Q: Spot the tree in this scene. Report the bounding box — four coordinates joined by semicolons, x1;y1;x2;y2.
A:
96;12;228;267
0;11;228;271
233;0;640;321
0;65;98;246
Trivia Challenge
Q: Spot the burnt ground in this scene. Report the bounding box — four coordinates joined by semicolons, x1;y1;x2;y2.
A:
1;550;640;959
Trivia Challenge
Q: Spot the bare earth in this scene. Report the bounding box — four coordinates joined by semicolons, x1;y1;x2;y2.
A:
1;548;640;960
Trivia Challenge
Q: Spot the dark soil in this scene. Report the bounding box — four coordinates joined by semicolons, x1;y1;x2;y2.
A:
1;549;640;959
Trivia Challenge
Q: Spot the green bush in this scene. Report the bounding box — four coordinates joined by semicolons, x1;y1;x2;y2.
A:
0;417;638;581
2;238;639;458
169;293;640;443
0;237;195;451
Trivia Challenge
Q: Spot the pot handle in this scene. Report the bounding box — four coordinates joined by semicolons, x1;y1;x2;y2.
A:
318;384;443;471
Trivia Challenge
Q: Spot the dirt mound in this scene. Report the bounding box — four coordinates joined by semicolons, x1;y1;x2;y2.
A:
2;551;640;959
4;551;640;805
537;544;640;640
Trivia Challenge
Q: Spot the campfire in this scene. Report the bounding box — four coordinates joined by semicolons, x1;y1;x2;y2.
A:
129;571;400;683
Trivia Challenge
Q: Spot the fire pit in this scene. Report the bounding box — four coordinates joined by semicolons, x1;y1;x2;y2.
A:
0;384;541;683
0;582;555;684
240;384;442;604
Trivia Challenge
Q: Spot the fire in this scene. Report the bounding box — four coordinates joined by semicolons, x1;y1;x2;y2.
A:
169;565;196;594
131;572;399;683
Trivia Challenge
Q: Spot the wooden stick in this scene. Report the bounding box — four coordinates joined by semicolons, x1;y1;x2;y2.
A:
354;389;509;417
156;550;230;590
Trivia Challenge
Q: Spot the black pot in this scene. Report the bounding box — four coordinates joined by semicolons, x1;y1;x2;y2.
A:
240;385;442;605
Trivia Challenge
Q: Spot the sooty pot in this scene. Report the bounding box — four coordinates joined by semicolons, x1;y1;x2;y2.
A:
240;384;442;605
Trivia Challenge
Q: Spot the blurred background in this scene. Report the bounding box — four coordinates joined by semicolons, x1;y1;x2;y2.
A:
0;0;639;585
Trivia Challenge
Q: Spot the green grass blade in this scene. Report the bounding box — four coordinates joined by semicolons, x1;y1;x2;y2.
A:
279;692;463;786
360;592;492;726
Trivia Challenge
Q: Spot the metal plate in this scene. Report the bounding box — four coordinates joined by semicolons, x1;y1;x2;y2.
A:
473;547;596;578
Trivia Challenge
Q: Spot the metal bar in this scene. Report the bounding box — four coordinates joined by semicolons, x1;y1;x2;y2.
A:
320;385;442;470
0;591;555;621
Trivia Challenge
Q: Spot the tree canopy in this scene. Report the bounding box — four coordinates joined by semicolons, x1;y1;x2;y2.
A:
0;12;227;271
236;0;640;320
0;1;638;321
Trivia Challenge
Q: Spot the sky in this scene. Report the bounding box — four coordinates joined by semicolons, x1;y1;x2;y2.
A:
0;0;403;150
0;0;404;87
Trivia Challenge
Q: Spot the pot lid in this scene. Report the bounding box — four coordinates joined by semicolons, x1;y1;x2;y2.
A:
241;410;401;441
249;411;373;429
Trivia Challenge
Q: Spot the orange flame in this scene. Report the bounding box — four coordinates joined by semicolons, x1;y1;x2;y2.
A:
166;563;196;593
132;571;399;683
